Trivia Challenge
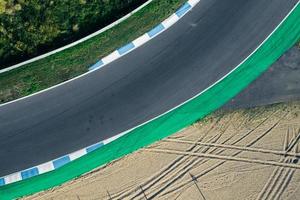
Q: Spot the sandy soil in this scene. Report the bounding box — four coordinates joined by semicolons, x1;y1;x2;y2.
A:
24;101;300;200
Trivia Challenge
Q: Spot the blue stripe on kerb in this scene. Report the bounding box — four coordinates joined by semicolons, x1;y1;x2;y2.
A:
0;178;4;186
147;24;165;37
21;168;39;180
86;142;103;153
89;60;104;71
117;42;135;55
175;2;192;17
53;156;71;169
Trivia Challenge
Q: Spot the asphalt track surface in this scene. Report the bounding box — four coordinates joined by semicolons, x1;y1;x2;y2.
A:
0;0;298;176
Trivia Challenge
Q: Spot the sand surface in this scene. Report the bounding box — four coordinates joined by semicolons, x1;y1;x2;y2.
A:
24;101;300;200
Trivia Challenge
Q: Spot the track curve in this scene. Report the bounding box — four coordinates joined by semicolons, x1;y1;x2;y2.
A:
0;0;298;176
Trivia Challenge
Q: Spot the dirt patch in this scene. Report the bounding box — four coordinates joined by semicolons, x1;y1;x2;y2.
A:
23;101;300;200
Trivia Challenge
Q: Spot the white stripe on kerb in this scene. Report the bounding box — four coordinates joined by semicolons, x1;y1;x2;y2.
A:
103;132;127;145
4;173;22;184
37;162;55;174
69;149;87;161
188;0;201;7
102;51;121;64
132;34;151;47
162;14;180;29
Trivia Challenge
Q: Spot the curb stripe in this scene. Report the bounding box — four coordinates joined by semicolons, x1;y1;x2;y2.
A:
4;173;21;184
162;14;180;29
21;168;39;180
0;178;4;186
102;51;121;65
88;60;104;71
69;149;87;161
86;142;104;153
117;42;136;55
147;24;165;37
132;34;151;47
53;156;71;169
37;162;54;174
188;0;200;7
175;2;192;17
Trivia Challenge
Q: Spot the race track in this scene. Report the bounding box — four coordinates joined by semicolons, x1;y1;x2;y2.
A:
0;0;298;176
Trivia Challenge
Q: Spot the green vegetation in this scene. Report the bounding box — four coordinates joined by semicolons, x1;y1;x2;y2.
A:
0;0;186;103
0;0;147;67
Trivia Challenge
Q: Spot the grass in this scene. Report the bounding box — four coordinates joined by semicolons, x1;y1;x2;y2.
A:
0;0;186;103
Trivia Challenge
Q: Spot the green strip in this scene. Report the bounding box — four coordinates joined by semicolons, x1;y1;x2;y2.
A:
1;3;300;200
